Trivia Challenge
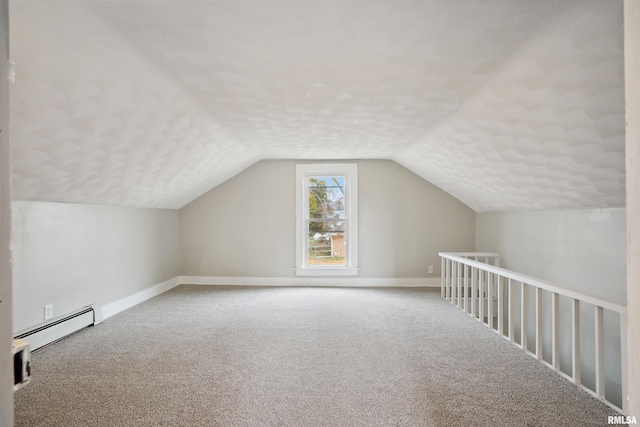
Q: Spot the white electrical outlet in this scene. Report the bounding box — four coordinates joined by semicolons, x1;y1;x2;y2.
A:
44;304;54;321
428;265;434;275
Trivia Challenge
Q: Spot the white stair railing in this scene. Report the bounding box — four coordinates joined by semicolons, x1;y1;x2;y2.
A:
439;252;627;414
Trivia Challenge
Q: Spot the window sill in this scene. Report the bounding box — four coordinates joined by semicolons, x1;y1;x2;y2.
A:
295;267;359;277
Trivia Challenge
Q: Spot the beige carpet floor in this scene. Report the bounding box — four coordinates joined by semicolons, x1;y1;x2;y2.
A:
14;285;619;426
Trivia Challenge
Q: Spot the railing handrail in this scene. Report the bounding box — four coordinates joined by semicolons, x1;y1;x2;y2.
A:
439;252;626;314
442;252;500;258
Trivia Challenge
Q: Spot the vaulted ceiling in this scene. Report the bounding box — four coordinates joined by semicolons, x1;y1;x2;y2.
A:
9;0;625;212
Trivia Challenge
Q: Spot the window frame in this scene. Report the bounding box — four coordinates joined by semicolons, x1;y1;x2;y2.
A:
295;163;358;276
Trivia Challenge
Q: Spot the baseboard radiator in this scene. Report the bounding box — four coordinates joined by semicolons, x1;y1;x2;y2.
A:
15;305;102;352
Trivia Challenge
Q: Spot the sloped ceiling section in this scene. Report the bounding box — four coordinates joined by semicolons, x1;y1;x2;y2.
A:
9;0;625;211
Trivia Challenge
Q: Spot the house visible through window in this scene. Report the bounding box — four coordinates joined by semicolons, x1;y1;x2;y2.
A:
296;164;358;276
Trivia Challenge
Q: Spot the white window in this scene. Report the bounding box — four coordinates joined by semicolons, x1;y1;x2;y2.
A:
295;163;358;276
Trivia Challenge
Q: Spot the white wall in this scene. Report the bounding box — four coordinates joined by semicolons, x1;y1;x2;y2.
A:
476;208;626;304
625;0;640;416
12;201;180;333
0;0;12;424
181;159;476;280
476;208;626;408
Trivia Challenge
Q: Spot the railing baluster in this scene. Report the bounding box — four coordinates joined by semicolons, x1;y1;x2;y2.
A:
572;299;581;385
471;267;477;319
457;261;462;307
451;261;457;304
536;287;542;360
498;275;504;336
447;259;453;301
450;259;454;302
441;257;445;298
595;306;605;398
445;259;451;301
479;270;484;324
552;292;559;370
508;278;515;343
487;272;494;329
463;264;469;313
450;260;455;303
521;282;528;350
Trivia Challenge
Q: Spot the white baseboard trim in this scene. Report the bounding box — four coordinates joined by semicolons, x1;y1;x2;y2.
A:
179;276;441;288
101;275;440;322
102;276;181;320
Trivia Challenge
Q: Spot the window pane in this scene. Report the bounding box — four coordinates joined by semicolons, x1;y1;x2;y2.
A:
308;176;345;219
307;221;346;266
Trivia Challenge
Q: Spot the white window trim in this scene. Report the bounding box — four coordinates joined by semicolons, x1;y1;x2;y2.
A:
295;163;359;277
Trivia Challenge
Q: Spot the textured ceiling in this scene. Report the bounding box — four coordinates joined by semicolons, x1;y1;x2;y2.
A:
9;0;625;211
